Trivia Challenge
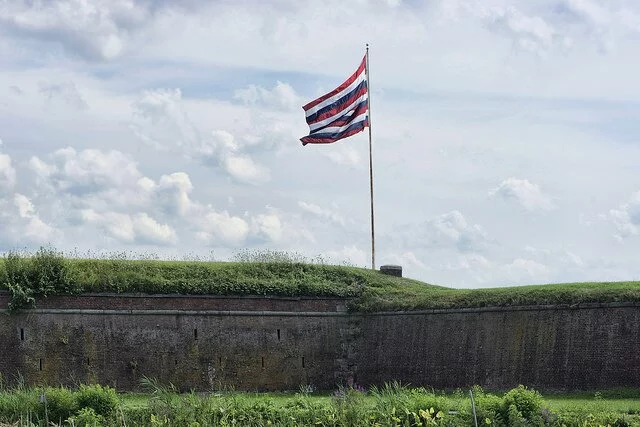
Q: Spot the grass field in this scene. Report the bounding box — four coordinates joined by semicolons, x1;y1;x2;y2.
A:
1;382;639;426
2;247;640;312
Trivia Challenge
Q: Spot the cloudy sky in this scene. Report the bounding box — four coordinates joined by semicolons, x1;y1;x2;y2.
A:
1;0;640;288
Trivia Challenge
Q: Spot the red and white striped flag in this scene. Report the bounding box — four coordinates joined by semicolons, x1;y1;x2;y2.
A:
300;55;369;145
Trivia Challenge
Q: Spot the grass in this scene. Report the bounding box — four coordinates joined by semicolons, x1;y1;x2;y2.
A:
352;280;640;312
1;382;639;426
2;247;640;312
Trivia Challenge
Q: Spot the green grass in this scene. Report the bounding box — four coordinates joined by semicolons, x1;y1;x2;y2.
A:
1;383;640;426
352;280;640;312
2;248;640;312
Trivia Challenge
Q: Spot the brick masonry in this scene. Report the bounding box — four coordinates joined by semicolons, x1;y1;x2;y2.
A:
0;291;639;391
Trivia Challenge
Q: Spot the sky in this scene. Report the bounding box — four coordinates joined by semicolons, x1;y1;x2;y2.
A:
1;0;640;288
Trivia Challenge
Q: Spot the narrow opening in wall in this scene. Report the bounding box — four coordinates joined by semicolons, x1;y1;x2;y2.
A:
175;359;178;366
261;357;264;368
86;358;90;366
219;357;222;365
20;328;24;341
194;328;198;340
277;329;281;341
302;357;305;368
39;359;43;371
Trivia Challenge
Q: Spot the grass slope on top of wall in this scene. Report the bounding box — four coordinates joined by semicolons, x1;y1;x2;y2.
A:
2;247;640;312
0;247;432;310
352;279;640;312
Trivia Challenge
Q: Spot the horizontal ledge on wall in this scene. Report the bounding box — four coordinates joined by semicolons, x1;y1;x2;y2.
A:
0;291;350;301
363;301;640;316
1;301;639;317
0;308;353;317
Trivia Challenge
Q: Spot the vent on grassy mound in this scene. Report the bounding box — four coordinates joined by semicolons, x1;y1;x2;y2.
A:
379;265;402;277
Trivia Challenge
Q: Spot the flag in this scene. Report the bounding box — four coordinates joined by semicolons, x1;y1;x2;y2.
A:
300;55;369;145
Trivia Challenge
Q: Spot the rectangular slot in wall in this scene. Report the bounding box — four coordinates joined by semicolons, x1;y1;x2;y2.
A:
261;356;264;368
86;358;90;366
194;328;198;340
277;329;281;341
39;358;43;371
302;357;305;368
219;357;222;365
20;328;24;341
175;359;178;366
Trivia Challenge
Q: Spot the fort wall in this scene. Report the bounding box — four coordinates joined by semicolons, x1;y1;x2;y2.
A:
1;292;638;391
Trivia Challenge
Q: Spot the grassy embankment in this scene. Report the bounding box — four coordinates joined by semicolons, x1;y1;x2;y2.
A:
1;382;639;426
2;248;640;312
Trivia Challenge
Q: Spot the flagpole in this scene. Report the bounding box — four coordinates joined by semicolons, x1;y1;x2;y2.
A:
366;43;376;270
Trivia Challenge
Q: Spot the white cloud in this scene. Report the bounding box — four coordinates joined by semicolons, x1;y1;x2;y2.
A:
14;193;35;218
131;88;199;150
0;194;58;246
520;246;585;268
193;210;250;247
298;201;345;226
0;141;16;190
81;209;178;245
26;146;259;248
502;258;550;282
489;177;555;212
609;190;640;240
234;81;300;111
484;6;558;56
397;210;491;253
39;81;89;110
132;90;271;185
29;147;141;193
382;251;429;271
223;154;271;185
323;146;361;167
156;172;192;217
197;130;271;184
28;147;154;213
326;245;368;268
0;0;155;61
447;253;492;271
251;211;283;243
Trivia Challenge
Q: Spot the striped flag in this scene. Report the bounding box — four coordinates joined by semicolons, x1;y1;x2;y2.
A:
300;55;369;145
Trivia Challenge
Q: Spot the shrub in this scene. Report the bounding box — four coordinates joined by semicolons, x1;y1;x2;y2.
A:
38;386;77;425
3;247;74;311
76;384;118;417
68;407;105;426
472;386;503;424
501;385;544;421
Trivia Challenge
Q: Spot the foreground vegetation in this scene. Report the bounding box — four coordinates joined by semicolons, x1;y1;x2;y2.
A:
2;247;640;312
0;381;638;427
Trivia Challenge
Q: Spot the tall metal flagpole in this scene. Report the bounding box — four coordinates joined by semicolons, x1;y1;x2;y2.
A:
366;44;375;270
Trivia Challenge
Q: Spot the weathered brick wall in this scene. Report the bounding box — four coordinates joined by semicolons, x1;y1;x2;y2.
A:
356;304;640;391
0;292;349;312
1;292;639;391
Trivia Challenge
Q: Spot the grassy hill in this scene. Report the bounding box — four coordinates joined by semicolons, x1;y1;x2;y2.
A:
2;248;640;312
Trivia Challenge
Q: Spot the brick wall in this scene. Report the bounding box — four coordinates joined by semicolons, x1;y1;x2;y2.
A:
0;292;348;312
1;293;639;391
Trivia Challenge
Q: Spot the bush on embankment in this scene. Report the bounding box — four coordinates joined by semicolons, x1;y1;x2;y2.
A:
0;383;118;426
3;246;640;312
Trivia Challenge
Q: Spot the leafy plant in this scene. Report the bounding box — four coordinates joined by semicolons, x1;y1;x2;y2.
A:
76;383;118;417
2;247;75;311
67;407;105;426
38;386;78;425
501;384;544;422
